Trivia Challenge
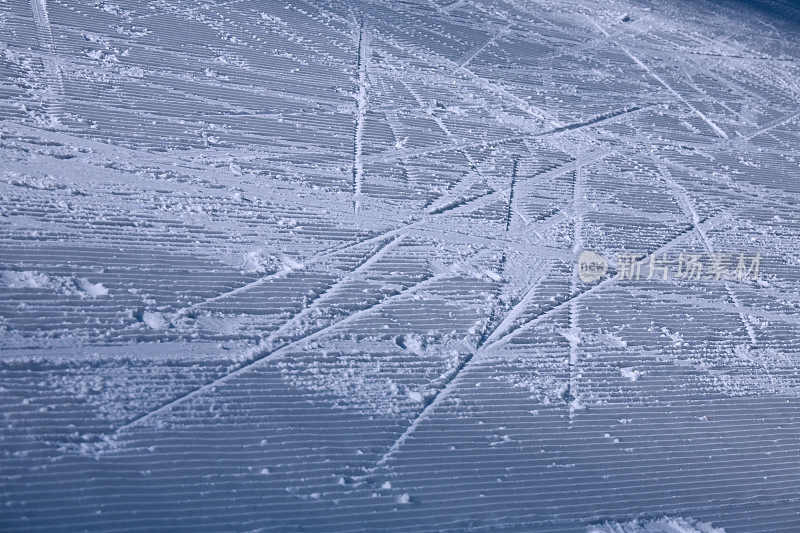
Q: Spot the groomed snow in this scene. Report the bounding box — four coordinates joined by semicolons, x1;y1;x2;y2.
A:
1;0;800;530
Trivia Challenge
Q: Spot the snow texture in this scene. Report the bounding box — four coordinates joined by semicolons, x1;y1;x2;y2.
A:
587;516;725;533
1;0;800;530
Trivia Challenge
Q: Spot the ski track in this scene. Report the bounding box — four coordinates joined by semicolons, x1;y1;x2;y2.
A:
359;210;734;475
27;0;63;119
589;19;729;139
111;246;496;435
352;18;368;214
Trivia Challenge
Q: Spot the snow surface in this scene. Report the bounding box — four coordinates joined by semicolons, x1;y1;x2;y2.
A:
587;516;725;533
1;0;800;530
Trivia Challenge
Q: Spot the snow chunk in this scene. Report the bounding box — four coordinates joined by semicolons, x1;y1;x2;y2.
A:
569;397;586;414
77;278;109;297
396;333;425;355
142;311;168;331
620;368;641;382
239;250;274;273
407;390;424;403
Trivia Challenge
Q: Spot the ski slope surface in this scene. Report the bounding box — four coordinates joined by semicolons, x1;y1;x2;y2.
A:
2;0;800;530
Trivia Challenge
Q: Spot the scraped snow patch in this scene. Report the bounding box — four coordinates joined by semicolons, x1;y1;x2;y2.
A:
587;516;725;533
2;270;52;289
2;271;108;298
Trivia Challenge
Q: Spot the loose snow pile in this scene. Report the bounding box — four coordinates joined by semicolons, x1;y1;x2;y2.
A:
588;516;725;533
2;270;108;298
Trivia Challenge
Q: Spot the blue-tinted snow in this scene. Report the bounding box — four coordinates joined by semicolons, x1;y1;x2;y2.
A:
1;0;800;530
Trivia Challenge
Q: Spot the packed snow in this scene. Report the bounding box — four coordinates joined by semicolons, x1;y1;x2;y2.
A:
1;0;799;530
